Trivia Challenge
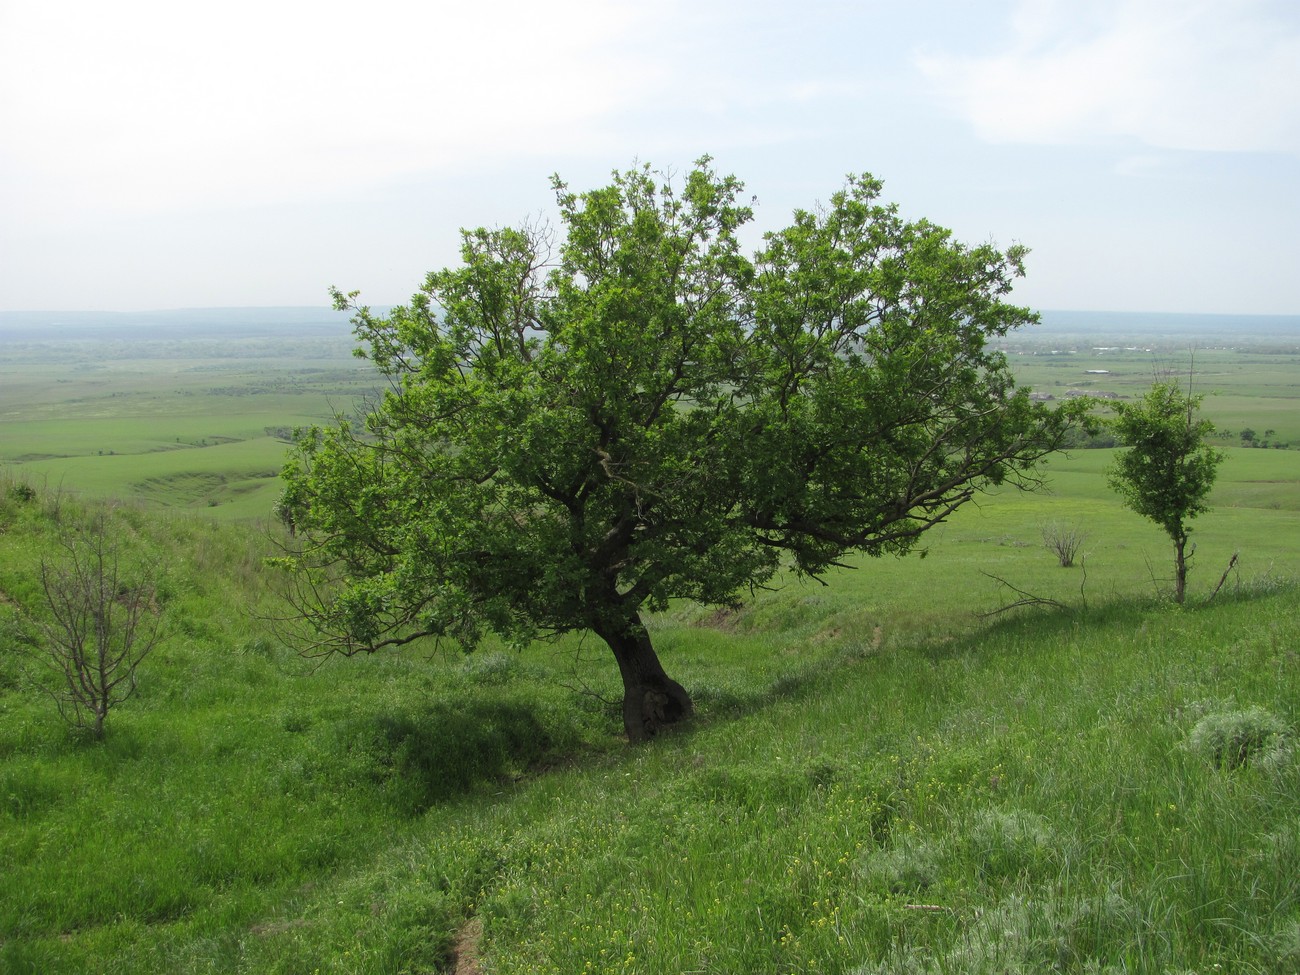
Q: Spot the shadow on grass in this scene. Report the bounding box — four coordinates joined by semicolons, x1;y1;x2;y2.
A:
918;574;1299;667
689;655;850;725
910;594;1153;664
324;579;1299;809
335;698;552;815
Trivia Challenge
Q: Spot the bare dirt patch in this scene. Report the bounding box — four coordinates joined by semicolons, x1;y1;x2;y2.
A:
450;917;484;975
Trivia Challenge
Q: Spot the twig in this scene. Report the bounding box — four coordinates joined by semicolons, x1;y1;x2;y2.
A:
977;572;1071;618
1204;551;1239;604
555;636;620;711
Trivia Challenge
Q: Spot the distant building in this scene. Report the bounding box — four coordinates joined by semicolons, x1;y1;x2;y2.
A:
1063;389;1121;399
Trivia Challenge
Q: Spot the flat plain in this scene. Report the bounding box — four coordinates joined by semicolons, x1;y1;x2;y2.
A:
0;311;378;520
2;309;1298;521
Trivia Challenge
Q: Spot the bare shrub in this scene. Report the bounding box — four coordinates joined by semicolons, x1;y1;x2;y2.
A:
1041;521;1086;568
32;513;162;739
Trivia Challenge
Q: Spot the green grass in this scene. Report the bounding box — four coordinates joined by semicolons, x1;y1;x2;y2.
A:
1000;342;1300;446
0;324;378;521
1;323;1298;972
2;436;1298;973
14;437;296;519
4;324;1296;527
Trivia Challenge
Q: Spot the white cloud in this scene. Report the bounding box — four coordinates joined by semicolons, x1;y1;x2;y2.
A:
917;0;1300;154
0;0;655;223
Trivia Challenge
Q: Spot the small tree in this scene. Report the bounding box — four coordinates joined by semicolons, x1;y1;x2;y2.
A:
34;514;162;739
277;160;1085;741
1108;380;1224;603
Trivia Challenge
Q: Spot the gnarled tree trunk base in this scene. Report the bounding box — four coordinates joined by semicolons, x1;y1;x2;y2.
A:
621;672;693;743
596;612;693;742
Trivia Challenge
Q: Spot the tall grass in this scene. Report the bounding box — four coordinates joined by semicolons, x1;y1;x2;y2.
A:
1;454;1298;972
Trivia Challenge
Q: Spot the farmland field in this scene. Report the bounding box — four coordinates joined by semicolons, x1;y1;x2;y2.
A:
0;309;379;520
2;308;1298;523
994;311;1300;448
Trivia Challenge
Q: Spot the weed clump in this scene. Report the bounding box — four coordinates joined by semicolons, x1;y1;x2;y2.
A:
856;830;943;893
1185;705;1290;770
961;807;1059;883
851;891;1142;974
460;650;521;686
856;806;1066;895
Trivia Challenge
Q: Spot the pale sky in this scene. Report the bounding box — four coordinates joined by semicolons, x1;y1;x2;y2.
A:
2;0;1298;315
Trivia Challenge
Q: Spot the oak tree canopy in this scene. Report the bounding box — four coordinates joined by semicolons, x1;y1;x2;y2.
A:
277;160;1081;740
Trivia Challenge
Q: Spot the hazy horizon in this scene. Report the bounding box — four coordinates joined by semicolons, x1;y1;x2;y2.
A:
4;306;1300;337
2;306;1300;325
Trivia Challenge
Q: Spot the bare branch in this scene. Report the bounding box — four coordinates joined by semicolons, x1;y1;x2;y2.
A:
977;571;1072;619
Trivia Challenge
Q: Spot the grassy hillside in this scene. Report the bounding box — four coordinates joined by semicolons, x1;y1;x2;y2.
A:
2;309;1296;971
1;433;1297;973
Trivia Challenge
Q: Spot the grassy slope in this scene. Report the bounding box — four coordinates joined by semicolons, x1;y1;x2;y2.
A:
1;440;1298;973
1;322;1296;972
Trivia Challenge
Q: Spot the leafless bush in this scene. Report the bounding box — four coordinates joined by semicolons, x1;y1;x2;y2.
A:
1041;521;1086;568
33;514;162;739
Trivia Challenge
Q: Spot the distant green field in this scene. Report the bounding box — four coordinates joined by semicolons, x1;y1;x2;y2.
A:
998;340;1300;445
12;438;294;520
2;313;1297;523
1;320;379;520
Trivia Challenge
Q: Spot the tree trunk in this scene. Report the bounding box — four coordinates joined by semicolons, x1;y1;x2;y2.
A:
594;612;693;742
1173;534;1188;604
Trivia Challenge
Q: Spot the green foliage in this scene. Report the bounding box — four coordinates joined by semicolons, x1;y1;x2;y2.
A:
280;160;1080;737
7;482;37;504
1109;381;1223;538
1108;379;1226;601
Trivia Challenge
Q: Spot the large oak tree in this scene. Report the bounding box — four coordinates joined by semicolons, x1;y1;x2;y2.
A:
276;160;1082;741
